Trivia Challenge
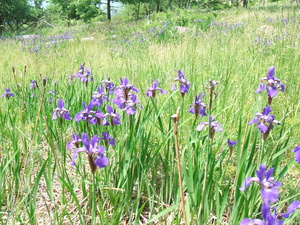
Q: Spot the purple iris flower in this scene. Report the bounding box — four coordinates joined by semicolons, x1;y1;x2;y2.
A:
113;77;140;113
291;145;300;164
77;64;93;84
123;94;143;115
2;88;15;98
240;164;281;203
99;132;115;146
101;78;115;92
228;139;238;147
71;132;108;173
103;105;121;126
255;66;285;105
30;80;38;89
91;85;109;108
240;218;265;225
49;90;55;96
75;101;97;125
241;201;300;225
146;79;167;98
188;93;207;117
171;70;190;97
115;77;139;101
196;116;222;139
249;106;280;140
52;99;72;121
67;134;82;149
281;201;300;218
68;73;76;81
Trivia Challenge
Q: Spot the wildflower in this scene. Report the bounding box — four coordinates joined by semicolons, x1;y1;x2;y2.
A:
196;116;222;139
255;66;285;105
52;80;58;85
48;90;55;96
114;77;139;102
228;139;238;147
281;201;300;218
52;99;72;121
240;164;281;203
75;101;97;124
240;201;300;225
2;88;15;98
171;70;190;97
103;105;121;126
71;132;108;173
101;77;115;92
146;79;167;98
67;134;82;149
291;145;300;164
91;85;109;107
240;218;265;225
228;139;238;156
68;73;76;81
249;106;280;140
113;77;141;113
77;64;93;84
188;93;207;117
123;94;143;115
99;132;115;146
30;80;38;89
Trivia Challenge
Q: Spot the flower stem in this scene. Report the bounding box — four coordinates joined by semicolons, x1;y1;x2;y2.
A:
171;107;187;224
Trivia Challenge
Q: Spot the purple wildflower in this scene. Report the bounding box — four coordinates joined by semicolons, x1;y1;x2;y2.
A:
228;139;238;147
228;139;238;156
77;64;93;84
249;106;280;140
240;164;281;203
90;85;109;108
281;201;300;218
188;93;207;117
123;94;143;115
102;105;121;126
255;66;285;105
52;99;72;121
113;77;141;114
241;201;300;225
114;77;139;102
48;90;55;96
75;101;97;125
101;78;115;92
171;70;190;97
30;80;38;89
71;132;108;173
99;132;115;146
196;116;222;139
291;145;300;164
2;88;15;98
146;79;167;98
68;73;76;81
67;134;82;149
240;218;265;225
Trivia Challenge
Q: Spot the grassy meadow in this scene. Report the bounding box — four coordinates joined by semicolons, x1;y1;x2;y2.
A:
1;3;300;224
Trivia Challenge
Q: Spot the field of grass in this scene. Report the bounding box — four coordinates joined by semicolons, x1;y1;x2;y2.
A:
1;3;300;224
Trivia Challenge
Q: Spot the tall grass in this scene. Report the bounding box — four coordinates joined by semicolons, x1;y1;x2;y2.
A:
0;3;300;224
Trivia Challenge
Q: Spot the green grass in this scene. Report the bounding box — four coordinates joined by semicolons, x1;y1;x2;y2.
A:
0;3;300;224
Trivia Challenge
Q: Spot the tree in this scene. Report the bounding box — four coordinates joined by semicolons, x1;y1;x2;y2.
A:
0;0;41;34
50;0;102;22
